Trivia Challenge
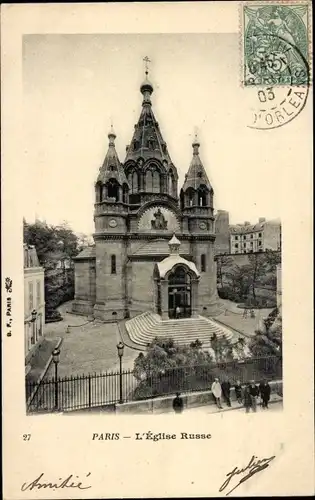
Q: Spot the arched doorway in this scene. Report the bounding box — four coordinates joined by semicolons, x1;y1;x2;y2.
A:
168;266;191;319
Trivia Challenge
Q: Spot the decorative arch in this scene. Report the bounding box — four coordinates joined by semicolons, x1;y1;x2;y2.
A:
137;204;181;232
145;164;161;193
106;178;120;202
185;187;196;207
198;184;209;207
127;170;139;194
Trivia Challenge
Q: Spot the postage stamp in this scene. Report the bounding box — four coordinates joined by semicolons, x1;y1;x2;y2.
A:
242;2;311;87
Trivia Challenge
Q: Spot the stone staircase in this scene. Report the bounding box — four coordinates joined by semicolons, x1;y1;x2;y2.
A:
125;312;238;348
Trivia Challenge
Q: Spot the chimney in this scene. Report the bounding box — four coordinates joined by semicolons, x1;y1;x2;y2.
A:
259;217;266;223
126;145;129;152
244;221;250;226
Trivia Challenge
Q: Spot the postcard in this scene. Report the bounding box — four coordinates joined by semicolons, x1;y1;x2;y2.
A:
1;1;314;498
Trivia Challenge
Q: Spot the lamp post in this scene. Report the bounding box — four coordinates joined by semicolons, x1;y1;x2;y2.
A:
52;347;60;410
31;309;37;344
116;341;124;404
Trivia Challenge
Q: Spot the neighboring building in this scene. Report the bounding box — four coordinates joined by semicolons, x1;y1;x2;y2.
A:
229;217;281;254
72;68;219;321
214;210;230;255
24;244;45;361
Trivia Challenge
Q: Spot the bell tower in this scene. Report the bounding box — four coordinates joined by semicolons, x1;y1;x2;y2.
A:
180;134;218;316
123;58;178;216
180;134;214;234
93;126;130;321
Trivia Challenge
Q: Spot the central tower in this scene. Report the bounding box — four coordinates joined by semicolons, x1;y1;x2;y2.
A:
72;60;219;321
124;63;178;209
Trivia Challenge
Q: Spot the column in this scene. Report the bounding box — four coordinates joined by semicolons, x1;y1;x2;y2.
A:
191;278;199;317
160;279;169;320
153;278;158;314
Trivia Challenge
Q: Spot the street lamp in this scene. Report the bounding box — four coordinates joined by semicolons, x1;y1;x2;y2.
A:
52;347;60;410
116;341;125;404
30;309;37;344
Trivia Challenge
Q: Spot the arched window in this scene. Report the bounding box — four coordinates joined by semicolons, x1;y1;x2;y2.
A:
168;266;191;286
152;170;160;193
186;187;195;207
127;169;139;194
107;179;120;202
111;255;116;274
198;185;208;207
145;169;153;191
201;254;206;272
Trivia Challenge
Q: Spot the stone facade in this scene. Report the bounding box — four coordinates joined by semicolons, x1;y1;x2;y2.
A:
72;70;219;321
24;244;45;366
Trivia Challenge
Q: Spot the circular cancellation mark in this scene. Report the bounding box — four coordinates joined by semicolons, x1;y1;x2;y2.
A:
245;35;310;130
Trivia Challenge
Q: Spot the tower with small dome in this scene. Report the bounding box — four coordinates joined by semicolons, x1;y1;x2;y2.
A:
72;59;219;321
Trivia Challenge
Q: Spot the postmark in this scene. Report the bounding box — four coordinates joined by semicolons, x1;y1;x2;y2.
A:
243;3;310;87
241;2;311;129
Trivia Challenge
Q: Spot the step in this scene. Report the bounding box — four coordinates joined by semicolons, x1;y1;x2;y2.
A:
126;311;237;348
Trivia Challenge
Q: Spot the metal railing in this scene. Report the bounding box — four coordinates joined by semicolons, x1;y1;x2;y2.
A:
26;355;282;414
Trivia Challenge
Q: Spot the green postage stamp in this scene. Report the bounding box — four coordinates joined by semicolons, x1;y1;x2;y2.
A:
242;2;311;86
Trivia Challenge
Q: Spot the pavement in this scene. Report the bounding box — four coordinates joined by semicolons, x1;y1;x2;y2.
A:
30;301;139;383
183;399;283;415
215;299;273;337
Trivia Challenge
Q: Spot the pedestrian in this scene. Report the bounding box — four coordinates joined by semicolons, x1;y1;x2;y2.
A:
234;380;243;404
243;383;253;413
259;380;271;409
172;392;184;414
175;305;180;319
211;378;223;409
248;380;259;412
221;378;231;407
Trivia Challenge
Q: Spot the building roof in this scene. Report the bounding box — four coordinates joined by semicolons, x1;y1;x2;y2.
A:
182;136;213;192
130;238;190;257
96;126;129;186
156;234;200;278
157;254;200;279
73;246;96;260
123;75;176;171
229;218;281;234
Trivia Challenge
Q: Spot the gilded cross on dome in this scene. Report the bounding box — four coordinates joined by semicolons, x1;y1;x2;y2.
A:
143;56;151;76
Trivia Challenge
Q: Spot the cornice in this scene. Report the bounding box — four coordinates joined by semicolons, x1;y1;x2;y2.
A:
93;232;216;242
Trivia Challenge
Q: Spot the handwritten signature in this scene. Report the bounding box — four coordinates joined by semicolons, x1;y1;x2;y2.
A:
219;455;275;496
21;472;92;491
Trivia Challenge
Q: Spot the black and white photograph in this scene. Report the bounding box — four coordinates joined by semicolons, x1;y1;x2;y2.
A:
2;2;313;498
23;31;284;416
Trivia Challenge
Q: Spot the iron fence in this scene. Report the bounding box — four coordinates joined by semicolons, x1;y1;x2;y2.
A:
26;355;282;414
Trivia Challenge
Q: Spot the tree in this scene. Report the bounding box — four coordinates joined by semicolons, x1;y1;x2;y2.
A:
133;337;213;382
24;218;80;320
248;310;282;357
225;264;252;299
24;219;79;266
216;255;234;288
210;334;234;363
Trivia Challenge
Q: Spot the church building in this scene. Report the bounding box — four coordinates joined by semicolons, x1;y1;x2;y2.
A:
72;65;219;321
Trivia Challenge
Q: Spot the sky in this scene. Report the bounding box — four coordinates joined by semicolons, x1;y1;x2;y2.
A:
23;33;290;235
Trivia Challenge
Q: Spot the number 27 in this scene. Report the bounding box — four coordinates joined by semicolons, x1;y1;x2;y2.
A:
23;434;31;441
